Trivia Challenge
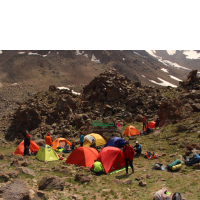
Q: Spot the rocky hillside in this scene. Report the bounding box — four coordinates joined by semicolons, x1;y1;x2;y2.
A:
3;69;200;144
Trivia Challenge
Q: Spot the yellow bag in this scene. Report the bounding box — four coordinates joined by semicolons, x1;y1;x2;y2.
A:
172;164;182;171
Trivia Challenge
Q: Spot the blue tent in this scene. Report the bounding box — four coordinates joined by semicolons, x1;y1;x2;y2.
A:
104;137;126;148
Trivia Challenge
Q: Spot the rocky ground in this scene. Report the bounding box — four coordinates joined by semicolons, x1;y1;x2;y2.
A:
0;69;200;199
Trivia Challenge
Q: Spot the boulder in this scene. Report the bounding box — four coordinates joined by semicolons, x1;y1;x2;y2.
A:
193;163;200;169
122;179;132;185
0;179;40;200
75;173;91;183
5;170;19;178
0;172;9;182
177;125;188;132
0;154;4;160
10;159;20;167
139;180;146;187
21;162;29;167
34;139;45;146
38;175;65;191
16;167;35;176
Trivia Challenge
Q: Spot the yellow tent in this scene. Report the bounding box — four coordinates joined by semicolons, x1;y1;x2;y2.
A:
83;133;106;147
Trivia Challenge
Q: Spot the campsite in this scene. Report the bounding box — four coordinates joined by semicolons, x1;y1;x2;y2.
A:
1;69;200;200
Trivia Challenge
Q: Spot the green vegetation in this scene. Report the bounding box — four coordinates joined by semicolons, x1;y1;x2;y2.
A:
0;112;200;199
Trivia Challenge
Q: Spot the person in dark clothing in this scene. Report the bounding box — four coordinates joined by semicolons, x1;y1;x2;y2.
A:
155;117;160;129
146;121;151;134
24;134;31;156
133;141;142;157
71;142;76;151
123;141;135;175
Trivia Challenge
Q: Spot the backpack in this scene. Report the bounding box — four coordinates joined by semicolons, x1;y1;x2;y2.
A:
172;192;182;200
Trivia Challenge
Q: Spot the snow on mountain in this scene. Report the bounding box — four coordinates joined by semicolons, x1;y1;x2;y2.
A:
167;50;176;55
183;50;200;59
149;77;177;88
161;68;169;73
146;50;190;71
169;75;182;82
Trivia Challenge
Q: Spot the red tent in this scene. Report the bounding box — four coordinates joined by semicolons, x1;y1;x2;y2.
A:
144;121;156;131
65;147;98;167
13;140;39;156
93;147;125;174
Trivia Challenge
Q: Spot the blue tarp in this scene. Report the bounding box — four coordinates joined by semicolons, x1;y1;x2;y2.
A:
104;137;126;148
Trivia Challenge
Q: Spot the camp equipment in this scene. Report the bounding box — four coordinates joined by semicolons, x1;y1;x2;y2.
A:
168;159;181;171
83;133;106;147
65;147;98;167
185;154;200;166
52;138;71;150
172;164;182;171
123;125;140;136
104;137;126;148
172;192;182;200
93;147;125;174
13;140;39;156
154;188;173;200
36;145;59;161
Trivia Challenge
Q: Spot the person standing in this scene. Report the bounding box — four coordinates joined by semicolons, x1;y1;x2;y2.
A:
80;131;84;146
24;134;31;156
142;116;146;131
45;133;53;146
155;117;160;129
123;141;135;175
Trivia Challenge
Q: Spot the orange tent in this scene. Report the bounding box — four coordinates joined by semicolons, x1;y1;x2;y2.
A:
144;121;156;131
52;138;71;150
13;140;39;156
65;147;98;167
123;125;140;136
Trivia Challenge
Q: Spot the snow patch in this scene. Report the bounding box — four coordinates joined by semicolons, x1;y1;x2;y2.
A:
76;50;82;55
28;52;40;56
42;55;47;57
91;54;101;64
161;68;169;73
48;51;51;54
169;75;182;82
18;52;26;54
57;87;81;95
0;50;2;54
141;75;146;78
167;50;176;55
134;51;148;58
123;58;125;61
57;52;59;54
183;50;200;59
146;50;190;70
12;83;18;86
149;77;177;88
84;54;88;58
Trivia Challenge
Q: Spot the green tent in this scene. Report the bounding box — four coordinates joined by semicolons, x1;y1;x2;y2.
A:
36;145;59;162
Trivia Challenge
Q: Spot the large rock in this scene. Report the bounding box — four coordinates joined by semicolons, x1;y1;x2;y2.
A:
16;167;35;176
0;179;40;200
177;124;188;132
38;175;65;191
0;154;4;160
0;172;9;182
5;170;20;178
122;179;132;185
34;139;45;146
191;103;200;111
75;173;91;183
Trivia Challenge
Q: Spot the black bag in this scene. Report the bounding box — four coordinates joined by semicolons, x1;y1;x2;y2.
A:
172;192;182;200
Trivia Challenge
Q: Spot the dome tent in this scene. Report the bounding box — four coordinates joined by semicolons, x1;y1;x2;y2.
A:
104;137;126;148
123;125;140;136
83;133;106;147
65;147;98;167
